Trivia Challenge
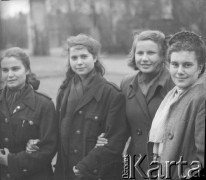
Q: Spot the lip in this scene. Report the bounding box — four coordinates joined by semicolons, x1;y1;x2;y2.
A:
140;64;151;68
7;80;16;83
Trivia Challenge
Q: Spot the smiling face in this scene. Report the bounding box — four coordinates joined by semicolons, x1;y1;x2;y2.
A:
135;40;163;74
1;56;29;89
69;45;97;79
169;51;202;90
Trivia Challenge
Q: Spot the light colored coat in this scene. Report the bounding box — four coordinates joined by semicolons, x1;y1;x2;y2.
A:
157;83;205;179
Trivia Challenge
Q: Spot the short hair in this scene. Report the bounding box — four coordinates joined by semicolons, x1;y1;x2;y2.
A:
167;31;206;75
128;30;166;70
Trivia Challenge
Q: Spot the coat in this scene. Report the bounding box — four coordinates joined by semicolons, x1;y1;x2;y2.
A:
54;74;129;180
0;85;58;180
120;67;174;179
148;83;205;179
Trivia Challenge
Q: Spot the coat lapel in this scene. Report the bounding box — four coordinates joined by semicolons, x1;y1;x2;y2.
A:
128;75;151;120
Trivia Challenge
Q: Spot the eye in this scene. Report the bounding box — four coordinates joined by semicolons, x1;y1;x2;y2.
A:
183;63;193;68
80;54;88;59
12;67;21;71
2;68;8;73
147;51;156;55
170;61;178;68
70;56;77;61
136;51;143;55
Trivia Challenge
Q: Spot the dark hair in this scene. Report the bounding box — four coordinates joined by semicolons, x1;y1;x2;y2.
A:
0;47;40;90
60;34;105;89
128;30;167;70
167;31;206;76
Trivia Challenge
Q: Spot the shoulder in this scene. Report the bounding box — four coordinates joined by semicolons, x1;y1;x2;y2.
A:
105;81;121;92
121;74;136;85
34;91;53;103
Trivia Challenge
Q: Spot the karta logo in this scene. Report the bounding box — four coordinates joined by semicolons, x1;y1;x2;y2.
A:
122;154;202;179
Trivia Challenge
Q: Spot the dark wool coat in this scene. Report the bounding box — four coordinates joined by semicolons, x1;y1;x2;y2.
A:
120;67;174;179
54;75;129;180
0;85;58;180
148;83;205;180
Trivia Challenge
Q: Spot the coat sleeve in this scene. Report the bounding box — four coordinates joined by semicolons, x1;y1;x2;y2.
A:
76;92;129;178
7;99;58;178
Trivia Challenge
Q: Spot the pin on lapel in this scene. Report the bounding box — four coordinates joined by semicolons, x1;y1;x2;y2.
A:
13;106;21;114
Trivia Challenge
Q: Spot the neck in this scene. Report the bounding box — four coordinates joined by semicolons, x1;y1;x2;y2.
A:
7;83;26;92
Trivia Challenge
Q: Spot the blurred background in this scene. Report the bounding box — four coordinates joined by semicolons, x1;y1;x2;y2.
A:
0;0;206;101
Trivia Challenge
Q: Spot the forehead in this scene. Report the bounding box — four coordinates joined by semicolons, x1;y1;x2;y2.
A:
70;45;89;53
135;40;159;50
1;56;24;67
170;51;197;62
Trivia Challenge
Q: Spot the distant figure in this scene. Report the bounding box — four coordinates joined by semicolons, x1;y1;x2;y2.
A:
52;34;128;180
149;31;206;179
0;47;58;180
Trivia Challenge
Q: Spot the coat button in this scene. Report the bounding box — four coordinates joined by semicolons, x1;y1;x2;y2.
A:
5;118;9;123
76;130;81;134
78;111;83;114
6;173;11;178
22;169;28;173
29;120;34;125
168;132;173;140
4;137;9;143
136;128;142;136
94;116;99;120
93;169;98;174
74;149;78;153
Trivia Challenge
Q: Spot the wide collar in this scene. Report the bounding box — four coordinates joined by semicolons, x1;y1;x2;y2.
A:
127;67;171;120
59;73;106;115
0;85;36;117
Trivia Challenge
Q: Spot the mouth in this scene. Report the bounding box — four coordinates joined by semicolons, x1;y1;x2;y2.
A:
7;80;16;83
140;64;151;68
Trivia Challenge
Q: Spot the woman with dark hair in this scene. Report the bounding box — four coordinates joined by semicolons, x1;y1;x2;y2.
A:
149;31;206;179
53;34;128;180
0;47;58;180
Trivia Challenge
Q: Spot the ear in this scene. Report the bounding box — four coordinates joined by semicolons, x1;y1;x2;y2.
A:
198;64;203;76
93;56;97;63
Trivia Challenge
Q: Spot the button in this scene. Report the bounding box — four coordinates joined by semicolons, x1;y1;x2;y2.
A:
136;128;142;136
76;130;81;134
6;173;11;178
74;149;78;153
22;169;28;172
4;137;9;142
94;116;99;120
29;120;34;125
168;132;173;140
93;169;98;174
5;118;9;123
78;111;83;114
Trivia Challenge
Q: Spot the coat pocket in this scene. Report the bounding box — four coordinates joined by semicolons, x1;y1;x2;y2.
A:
85;113;104;139
15;118;39;144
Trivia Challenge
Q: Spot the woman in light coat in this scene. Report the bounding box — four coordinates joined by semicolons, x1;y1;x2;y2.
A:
149;31;205;179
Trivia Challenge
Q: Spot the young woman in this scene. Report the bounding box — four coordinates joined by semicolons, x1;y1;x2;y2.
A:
149;31;206;179
96;30;174;179
53;34;128;180
0;47;58;180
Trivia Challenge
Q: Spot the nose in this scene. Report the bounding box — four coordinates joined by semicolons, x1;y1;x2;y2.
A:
177;65;184;75
8;70;14;77
77;58;83;65
142;53;149;61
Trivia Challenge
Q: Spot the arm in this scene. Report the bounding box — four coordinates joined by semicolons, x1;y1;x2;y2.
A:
7;100;58;178
76;92;129;178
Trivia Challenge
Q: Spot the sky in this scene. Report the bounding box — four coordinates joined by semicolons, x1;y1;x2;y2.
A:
1;0;29;18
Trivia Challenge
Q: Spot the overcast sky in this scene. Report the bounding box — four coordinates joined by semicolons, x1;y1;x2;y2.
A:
1;0;29;18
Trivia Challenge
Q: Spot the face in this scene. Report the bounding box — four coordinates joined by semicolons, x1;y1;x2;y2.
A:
69;46;97;79
169;51;202;90
1;56;29;89
135;40;163;74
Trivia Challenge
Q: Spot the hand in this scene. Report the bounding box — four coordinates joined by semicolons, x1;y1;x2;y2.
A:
0;148;9;166
26;139;40;153
73;166;82;177
95;133;108;148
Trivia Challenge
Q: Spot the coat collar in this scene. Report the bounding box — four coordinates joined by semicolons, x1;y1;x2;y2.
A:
0;85;36;111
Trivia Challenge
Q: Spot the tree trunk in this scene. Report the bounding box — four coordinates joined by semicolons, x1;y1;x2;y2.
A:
29;0;49;55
